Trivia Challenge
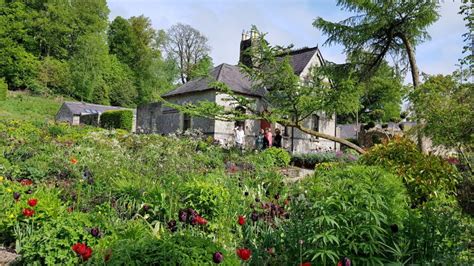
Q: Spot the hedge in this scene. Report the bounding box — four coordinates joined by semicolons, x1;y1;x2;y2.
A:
99;110;133;131
0;78;7;101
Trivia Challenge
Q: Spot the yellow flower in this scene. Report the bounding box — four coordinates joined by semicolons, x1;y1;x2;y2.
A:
0;176;4;182
8;214;15;219
6;188;12;193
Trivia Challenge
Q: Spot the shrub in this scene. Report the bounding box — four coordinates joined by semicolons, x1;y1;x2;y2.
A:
99;110;133;131
261;147;291;167
284;165;409;265
291;151;358;169
401;193;473;264
361;137;460;205
180;175;230;219
0;78;7;101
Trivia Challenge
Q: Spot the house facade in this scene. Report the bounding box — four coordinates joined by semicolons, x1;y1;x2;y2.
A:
137;31;340;153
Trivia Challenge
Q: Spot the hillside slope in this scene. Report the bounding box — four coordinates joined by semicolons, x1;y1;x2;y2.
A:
0;91;63;122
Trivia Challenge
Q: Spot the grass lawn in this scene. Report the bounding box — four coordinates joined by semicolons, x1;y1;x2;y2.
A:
0;91;64;122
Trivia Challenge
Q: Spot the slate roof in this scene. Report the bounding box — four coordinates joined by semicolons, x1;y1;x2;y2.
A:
163;46;322;98
62;101;134;115
277;46;321;75
162;63;264;98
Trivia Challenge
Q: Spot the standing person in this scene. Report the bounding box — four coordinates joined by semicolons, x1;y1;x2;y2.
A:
273;128;282;148
255;128;265;151
234;126;245;152
265;128;273;148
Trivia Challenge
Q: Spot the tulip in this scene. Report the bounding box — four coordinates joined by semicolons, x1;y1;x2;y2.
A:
238;215;245;226
236;248;252;261
27;198;38;207
212;251;224;264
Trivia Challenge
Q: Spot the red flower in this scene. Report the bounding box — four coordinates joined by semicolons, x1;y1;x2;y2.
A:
195;215;208;225
20;179;33;186
22;208;34;217
236;248;252;261
72;243;93;261
70;158;78;165
27;198;38;207
301;263;311;266
238;215;245;226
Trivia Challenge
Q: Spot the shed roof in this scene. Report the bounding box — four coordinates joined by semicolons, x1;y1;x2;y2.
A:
61;101;134;115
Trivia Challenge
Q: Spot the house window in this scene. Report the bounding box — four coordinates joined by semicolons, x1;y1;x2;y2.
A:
182;114;191;131
312;114;319;132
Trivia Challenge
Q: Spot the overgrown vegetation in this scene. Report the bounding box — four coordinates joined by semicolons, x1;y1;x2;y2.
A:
0;120;471;265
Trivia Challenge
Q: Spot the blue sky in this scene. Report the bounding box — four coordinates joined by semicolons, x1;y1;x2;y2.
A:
108;0;466;84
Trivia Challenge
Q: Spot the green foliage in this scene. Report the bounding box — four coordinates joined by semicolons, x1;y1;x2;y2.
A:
260;147;291;167
0;78;7;101
402;193;473;264
0;119;471;264
70;33;111;103
286;165;409;265
361;137;460;205
409;74;473;150
99;110;133;131
180;176;230;219
314;0;440;87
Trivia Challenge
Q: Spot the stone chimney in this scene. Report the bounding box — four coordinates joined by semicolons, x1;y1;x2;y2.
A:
239;29;256;68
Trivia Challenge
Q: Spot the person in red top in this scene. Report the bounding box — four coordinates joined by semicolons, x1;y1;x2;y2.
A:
264;128;273;148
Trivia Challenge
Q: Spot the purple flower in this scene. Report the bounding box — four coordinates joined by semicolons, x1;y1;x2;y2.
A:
213;251;224;264
13;192;21;201
167;220;177;232
250;212;259;222
178;209;188;222
142;204;150;211
90;227;101;238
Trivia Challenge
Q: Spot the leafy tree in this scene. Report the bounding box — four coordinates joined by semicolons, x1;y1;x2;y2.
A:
338;59;405;124
106;55;137;107
69;33;110;103
37;56;71;95
409;74;473;168
108;16;137;67
164;23;211;83
0;1;39;89
459;0;473;81
108;15;177;104
313;0;440;88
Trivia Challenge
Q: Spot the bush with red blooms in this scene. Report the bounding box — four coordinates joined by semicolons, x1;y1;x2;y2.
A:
22;208;35;217
300;263;311;266
236;248;252;261
27;198;38;207
238;215;245;225
72;243;93;261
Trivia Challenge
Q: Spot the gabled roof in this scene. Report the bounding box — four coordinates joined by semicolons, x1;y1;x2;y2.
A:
61;101;133;115
277;46;322;75
162;63;264;98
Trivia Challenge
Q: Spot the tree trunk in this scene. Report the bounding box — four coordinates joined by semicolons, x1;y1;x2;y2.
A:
400;34;420;88
400;33;425;152
293;123;366;154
